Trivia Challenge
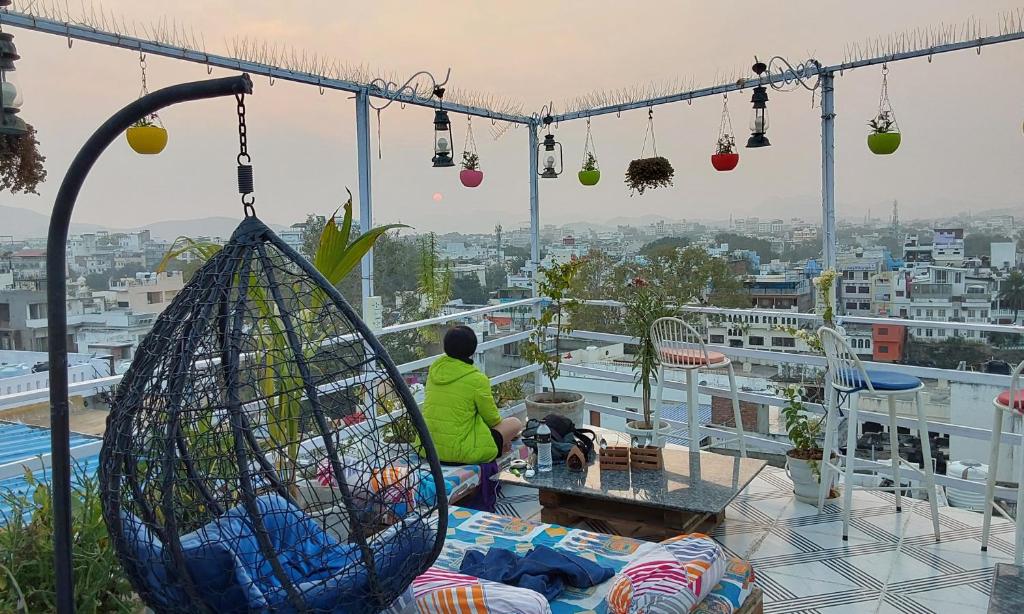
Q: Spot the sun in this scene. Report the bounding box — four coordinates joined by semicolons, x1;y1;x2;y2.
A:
432;192;443;202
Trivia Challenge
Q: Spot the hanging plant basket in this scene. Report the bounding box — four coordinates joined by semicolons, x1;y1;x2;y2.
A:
578;119;601;186
126;120;168;155
867;66;901;156
711;96;739;171
625;109;673;195
459;118;483;188
625;157;674;194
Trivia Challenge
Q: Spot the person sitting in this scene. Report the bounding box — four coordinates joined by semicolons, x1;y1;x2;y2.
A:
419;326;522;464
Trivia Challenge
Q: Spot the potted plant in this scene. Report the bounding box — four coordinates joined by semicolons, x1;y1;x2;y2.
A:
0;124;46;194
711;134;739;171
578;151;600;186
459;151;484;188
781;385;838;503
126;114;168;155
522;258;586;424
867;110;900;155
625;156;674;195
621;276;674;447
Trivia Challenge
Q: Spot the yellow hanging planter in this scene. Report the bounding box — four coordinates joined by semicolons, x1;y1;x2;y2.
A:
126;122;168;155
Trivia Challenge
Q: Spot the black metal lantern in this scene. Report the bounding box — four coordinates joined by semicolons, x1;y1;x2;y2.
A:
431;87;454;167
538;117;562;178
746;60;769;148
0;31;27;136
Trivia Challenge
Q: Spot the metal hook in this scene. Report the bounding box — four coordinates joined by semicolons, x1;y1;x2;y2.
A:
66;24;73;48
616;108;621;118
318;78;324;95
976;38;983;55
205;54;213;75
268;73;275;86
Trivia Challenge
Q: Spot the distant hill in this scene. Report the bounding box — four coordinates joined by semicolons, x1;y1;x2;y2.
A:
0;205;284;241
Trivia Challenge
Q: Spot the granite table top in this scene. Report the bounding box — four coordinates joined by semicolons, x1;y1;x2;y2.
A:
497;429;767;515
989;563;1024;614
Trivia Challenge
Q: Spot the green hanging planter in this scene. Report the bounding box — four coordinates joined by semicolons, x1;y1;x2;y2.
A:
867;132;901;155
578;169;601;186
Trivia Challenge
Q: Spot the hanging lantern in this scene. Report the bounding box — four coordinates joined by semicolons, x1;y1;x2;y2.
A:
431;87;454;168
746;60;770;148
0;32;27;136
538;117;562;179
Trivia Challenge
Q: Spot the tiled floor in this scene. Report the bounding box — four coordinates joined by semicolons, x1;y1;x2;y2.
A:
494;465;1019;614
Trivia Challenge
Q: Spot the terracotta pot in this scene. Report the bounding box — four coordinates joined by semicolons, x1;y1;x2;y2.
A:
459;169;484;188
126;125;168;155
711;152;739;171
578;169;601;186
525;391;585;425
867;132;901;155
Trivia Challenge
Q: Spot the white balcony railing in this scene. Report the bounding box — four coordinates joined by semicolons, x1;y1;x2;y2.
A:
1;297;1023;503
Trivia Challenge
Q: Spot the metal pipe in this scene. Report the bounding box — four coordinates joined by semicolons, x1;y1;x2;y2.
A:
45;73;253;613
355;89;374;305
528;123;540;295
820;73;837;270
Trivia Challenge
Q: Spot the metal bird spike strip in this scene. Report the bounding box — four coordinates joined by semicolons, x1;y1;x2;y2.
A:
99;216;446;613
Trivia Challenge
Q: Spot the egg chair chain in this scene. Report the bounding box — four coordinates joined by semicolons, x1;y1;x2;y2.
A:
236;92;256;216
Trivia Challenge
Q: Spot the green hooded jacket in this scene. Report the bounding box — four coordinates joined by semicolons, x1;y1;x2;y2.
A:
418;355;501;464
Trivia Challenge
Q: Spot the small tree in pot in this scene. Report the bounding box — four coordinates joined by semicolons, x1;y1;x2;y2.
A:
625;156;674;195
522;258;586;424
622;276;675;445
781;385;838;503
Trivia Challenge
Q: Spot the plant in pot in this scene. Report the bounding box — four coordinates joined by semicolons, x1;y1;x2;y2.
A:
459;151;484;188
625;108;673;195
522;258;586;424
867;67;900;155
622;276;675;447
126;114;168;155
781;385;838;503
711;95;740;171
578;152;600;186
0;124;46;194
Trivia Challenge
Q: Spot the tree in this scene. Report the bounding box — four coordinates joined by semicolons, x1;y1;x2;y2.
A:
639;236;691;260
714;232;777;262
84;272;109;291
998;271;1024;322
299;214;328;261
965;233;1011;258
485;263;508;290
452;275;487;304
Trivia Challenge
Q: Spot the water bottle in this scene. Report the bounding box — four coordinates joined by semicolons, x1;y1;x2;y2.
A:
537;420;553;473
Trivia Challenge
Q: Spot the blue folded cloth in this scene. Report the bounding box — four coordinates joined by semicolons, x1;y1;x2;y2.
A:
459;545;614;601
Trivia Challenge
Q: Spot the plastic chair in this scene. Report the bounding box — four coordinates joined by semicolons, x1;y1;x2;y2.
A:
817;326;940;542
650;317;747;457
981;360;1024;564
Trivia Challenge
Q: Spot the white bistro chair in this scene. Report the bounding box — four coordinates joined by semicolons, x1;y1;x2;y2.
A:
650;316;747;457
981;359;1024;564
817;326;940;542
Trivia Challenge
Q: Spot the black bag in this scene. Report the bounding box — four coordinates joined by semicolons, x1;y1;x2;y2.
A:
521;414;596;463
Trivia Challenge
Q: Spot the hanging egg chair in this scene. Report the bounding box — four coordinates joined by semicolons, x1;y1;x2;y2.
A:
99;213;447;614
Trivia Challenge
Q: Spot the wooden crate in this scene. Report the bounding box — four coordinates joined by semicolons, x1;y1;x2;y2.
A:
598;446;630;471
629;446;664;470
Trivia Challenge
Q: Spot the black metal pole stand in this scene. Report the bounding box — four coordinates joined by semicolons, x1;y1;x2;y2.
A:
45;74;253;613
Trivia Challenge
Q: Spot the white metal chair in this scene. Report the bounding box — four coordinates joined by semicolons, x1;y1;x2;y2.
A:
650;316;747;457
817;326;940;542
981;359;1024;564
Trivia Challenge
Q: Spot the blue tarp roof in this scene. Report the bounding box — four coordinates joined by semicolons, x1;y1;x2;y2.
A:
658;401;713;447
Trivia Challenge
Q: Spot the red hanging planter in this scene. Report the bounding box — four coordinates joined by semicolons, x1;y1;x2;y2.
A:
459;169;484;187
711;152;739;172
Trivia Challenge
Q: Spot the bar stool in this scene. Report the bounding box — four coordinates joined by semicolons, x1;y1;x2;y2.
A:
650;316;747;457
981;360;1024;564
817;326;940;542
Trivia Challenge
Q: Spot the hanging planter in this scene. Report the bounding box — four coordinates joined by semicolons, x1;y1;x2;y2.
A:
711;94;739;171
867;65;900;155
578;117;600;186
126;115;168;155
125;54;168;155
625;108;673;195
459;116;483;187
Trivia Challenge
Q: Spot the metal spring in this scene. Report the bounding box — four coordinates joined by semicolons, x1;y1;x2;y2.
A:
237;163;254;195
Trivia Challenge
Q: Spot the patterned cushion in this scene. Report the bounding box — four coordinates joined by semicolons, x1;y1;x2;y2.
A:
996;390;1024;412
659;348;727;366
412;567;551;613
605;533;727;614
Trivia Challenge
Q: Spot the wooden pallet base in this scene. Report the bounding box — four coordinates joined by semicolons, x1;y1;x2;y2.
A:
598;446;629;471
629;446;663;470
538;490;725;541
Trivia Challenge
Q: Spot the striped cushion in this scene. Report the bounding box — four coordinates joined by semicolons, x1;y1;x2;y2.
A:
411;568;550;613
606;533;727;614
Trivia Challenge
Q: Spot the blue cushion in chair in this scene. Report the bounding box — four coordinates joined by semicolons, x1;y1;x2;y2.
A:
843;369;921;391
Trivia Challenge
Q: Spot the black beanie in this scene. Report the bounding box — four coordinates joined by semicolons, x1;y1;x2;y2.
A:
443;325;478;363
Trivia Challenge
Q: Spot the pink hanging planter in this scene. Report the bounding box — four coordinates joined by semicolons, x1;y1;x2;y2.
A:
460;169;484;188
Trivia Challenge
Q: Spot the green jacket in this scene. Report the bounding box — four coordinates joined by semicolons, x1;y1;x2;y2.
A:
418;355;501;464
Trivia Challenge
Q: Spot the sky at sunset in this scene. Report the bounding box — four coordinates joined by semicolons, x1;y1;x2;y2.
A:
2;0;1023;235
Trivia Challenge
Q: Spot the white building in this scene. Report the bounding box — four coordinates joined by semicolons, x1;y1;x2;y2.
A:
990;241;1017;271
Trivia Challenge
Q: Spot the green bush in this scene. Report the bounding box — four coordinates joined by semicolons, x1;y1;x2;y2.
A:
0;464;137;613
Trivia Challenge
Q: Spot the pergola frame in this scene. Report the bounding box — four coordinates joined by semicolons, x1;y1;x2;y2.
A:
2;7;1024;612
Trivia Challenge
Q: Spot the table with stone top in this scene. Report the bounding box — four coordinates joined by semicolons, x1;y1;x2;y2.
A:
497;429;766;540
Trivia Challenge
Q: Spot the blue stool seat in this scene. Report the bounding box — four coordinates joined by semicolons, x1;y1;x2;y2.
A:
843;369;921;391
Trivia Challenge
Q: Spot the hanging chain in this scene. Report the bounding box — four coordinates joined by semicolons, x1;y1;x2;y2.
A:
718;94;734;140
463;116;478;156
582;117;598;167
878;63;898;130
236;92;255;216
640;107;658;157
138;52;149;97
